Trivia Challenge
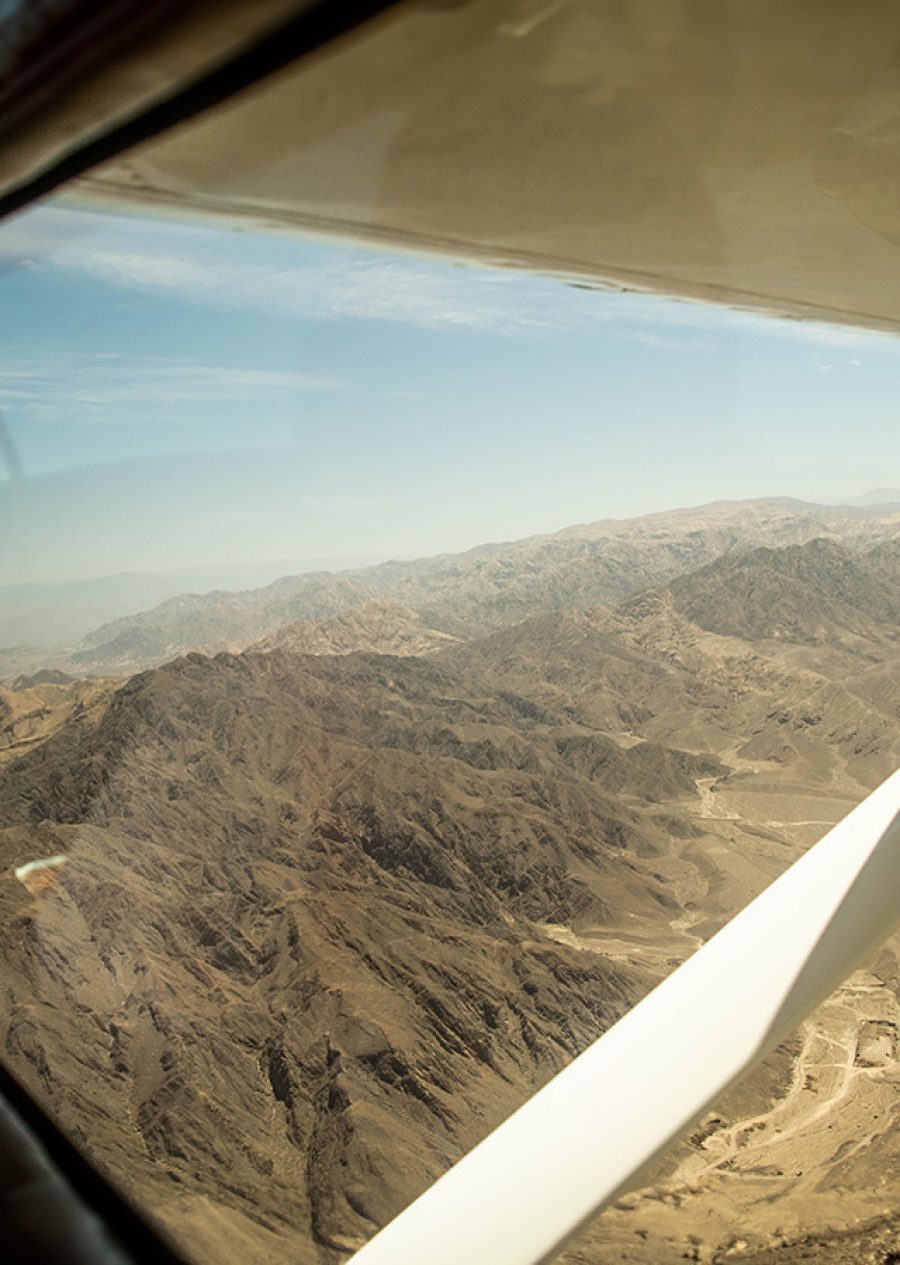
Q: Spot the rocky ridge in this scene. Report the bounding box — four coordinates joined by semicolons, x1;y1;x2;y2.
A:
0;530;897;1265
55;497;900;676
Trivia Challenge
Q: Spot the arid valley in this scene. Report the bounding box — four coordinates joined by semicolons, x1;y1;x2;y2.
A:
1;495;898;1265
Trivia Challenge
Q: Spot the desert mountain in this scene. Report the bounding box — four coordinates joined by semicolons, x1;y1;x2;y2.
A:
0;647;682;1260
252;600;458;658
662;537;900;645
0;532;897;1265
1;672;114;770
0;561;342;650
62;497;900;675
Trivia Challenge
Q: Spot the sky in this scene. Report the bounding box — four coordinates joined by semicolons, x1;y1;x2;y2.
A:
1;201;899;586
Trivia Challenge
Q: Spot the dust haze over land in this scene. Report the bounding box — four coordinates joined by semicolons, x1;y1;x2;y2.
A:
3;494;897;680
0;496;898;1265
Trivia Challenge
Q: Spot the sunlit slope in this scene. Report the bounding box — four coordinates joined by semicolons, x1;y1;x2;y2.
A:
63;498;899;675
253;600;459;658
0;535;897;1265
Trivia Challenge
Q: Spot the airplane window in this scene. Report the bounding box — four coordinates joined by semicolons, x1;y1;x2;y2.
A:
1;195;898;1265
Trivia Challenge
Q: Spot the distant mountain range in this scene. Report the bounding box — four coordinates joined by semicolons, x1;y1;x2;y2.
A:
821;487;900;507
1;495;887;680
0;500;898;1265
0;555;380;650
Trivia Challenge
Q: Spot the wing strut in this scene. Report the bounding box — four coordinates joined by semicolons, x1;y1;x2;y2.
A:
349;770;900;1265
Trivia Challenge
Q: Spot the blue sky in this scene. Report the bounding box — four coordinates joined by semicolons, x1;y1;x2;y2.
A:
1;201;899;585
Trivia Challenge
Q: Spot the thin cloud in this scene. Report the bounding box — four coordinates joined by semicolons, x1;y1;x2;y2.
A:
76;246;551;334
0;206;539;334
0;353;340;418
582;287;900;353
4;204;900;354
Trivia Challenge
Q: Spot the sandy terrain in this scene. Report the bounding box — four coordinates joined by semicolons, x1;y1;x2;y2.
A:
560;770;900;1264
1;531;897;1265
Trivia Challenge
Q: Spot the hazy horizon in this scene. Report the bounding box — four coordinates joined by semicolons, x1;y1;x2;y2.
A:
1;486;898;597
2;203;899;586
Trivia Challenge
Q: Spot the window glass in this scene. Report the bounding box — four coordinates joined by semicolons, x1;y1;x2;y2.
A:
1;197;898;1265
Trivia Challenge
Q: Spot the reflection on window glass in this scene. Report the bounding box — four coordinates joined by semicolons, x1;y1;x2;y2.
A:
1;200;898;1265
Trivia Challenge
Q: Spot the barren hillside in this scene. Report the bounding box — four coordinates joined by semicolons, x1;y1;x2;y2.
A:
56;497;900;676
0;533;897;1265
